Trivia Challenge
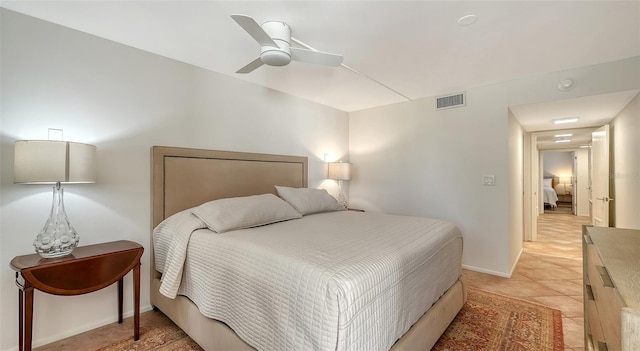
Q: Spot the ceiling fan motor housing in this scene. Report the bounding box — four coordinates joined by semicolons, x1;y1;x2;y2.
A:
260;21;291;66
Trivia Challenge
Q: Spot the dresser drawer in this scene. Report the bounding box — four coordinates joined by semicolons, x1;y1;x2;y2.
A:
586;240;625;351
586;243;603;276
595;284;624;351
586;244;607;302
585;285;605;345
586;244;624;350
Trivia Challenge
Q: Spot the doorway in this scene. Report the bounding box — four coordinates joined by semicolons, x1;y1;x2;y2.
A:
523;127;595;242
514;90;637;242
541;150;575;214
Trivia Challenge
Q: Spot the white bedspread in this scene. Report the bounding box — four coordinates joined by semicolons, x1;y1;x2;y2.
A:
544;186;558;207
155;211;463;351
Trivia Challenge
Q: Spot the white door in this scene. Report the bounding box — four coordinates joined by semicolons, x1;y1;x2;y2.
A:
591;125;610;227
530;135;538;240
572;152;577;215
523;133;537;241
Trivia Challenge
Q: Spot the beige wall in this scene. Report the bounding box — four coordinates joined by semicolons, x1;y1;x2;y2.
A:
543;151;574;178
350;56;640;277
610;93;640;229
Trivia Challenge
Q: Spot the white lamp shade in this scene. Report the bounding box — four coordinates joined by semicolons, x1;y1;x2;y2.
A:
14;140;97;184
559;176;572;185
328;162;352;181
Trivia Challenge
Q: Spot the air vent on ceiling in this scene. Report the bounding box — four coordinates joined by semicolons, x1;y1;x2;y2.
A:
436;92;466;110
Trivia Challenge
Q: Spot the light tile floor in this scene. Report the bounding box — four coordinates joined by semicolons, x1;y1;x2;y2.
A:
36;213;590;351
463;212;589;351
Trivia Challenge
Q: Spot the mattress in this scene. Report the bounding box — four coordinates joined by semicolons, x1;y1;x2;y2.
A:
154;210;463;351
543;186;558;207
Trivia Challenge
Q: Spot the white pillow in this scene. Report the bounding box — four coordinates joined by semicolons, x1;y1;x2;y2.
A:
543;178;552;188
191;194;301;233
275;186;345;215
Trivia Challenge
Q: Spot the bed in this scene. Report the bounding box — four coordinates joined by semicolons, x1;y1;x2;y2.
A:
150;146;466;351
543;177;558;209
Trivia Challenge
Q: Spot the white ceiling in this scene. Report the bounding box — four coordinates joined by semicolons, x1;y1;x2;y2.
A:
532;128;597;151
2;0;639;139
511;89;640;150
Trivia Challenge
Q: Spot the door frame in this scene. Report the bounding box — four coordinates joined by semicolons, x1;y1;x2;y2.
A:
591;124;611;227
524;128;596;241
523;132;537;241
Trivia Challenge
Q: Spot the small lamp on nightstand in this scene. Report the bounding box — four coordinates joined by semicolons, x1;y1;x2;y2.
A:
14;140;97;258
559;176;573;195
328;161;352;208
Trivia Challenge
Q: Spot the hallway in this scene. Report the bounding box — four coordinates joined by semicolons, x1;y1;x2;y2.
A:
463;213;590;351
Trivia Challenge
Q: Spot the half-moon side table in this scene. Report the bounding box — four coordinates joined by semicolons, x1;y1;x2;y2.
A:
10;240;144;351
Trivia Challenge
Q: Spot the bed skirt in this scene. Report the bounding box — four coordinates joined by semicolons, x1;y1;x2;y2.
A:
151;275;467;351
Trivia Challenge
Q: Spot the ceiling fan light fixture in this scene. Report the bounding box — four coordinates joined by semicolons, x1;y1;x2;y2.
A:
259;21;292;66
231;14;343;74
261;48;291;66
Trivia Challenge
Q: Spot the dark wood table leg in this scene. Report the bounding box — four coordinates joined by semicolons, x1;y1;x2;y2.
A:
117;278;123;324
24;285;34;351
133;263;141;340
18;284;24;351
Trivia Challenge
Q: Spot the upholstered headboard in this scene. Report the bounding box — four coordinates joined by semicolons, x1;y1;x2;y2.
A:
543;176;559;189
151;146;308;228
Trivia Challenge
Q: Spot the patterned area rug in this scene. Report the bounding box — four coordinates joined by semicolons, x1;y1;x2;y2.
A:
99;288;563;351
433;288;564;351
95;325;202;351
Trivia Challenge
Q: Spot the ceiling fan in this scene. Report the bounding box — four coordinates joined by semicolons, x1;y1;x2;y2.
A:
230;14;344;74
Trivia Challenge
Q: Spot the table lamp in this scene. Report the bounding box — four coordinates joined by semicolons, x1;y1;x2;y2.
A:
14;140;97;258
559;175;573;195
328;161;352;208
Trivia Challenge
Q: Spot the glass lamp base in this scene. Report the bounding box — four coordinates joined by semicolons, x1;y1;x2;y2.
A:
34;184;79;258
35;245;77;259
336;180;348;209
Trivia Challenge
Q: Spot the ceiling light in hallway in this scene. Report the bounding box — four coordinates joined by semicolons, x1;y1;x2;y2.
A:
553;117;579;124
457;15;478;26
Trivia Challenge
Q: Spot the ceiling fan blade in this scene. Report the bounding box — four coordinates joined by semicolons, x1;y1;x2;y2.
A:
290;47;343;67
236;57;264;74
231;14;278;48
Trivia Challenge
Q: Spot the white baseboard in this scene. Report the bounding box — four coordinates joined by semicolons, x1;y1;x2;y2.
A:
2;304;153;351
462;264;511;278
463;247;524;279
510;248;524;276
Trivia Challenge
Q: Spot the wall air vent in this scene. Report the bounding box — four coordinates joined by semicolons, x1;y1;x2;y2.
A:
436;92;466;110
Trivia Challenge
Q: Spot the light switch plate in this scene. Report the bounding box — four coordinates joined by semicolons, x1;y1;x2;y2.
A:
483;175;495;186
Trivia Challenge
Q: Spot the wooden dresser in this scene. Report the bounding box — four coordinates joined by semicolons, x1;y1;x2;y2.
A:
583;225;640;351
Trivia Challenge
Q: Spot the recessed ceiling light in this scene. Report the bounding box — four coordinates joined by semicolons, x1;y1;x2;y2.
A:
553;117;579;124
555;140;571;143
557;78;575;91
458;15;478;26
554;133;573;137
